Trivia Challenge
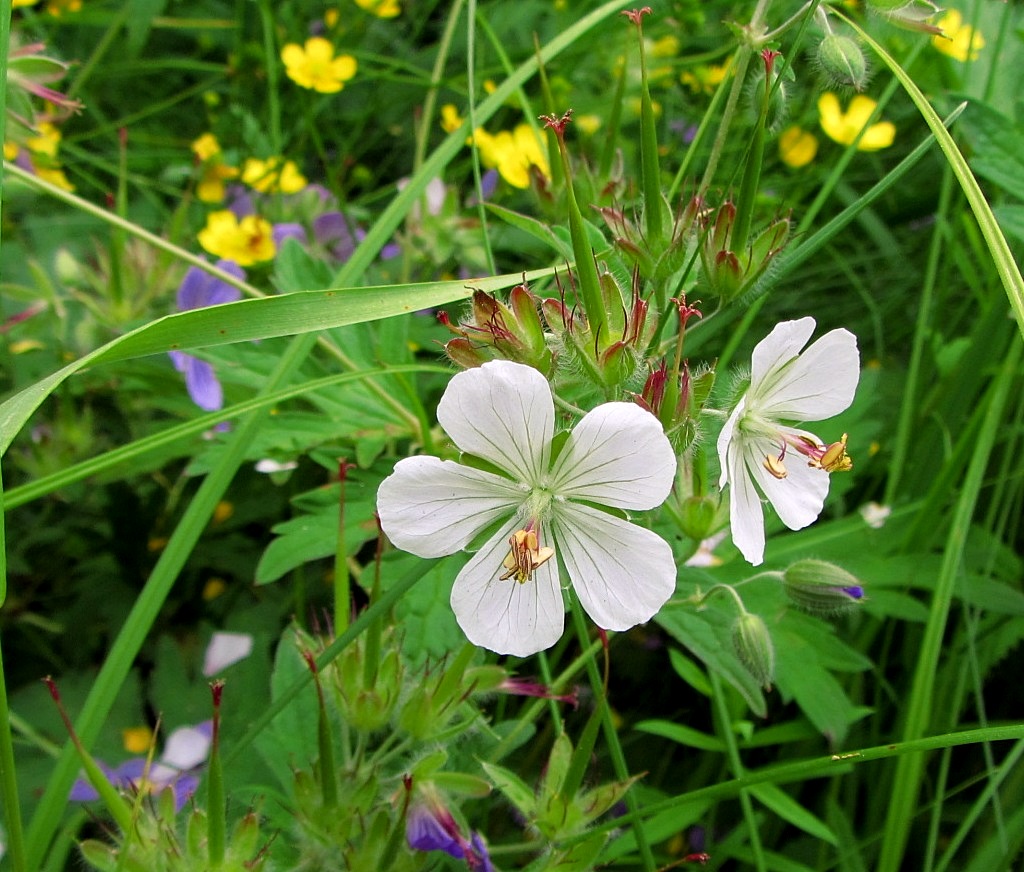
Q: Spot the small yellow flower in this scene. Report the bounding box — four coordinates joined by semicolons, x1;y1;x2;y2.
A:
818;93;895;151
440;104;464;133
932;10;985;62
46;0;81;14
681;61;730;95
281;37;357;94
198;210;276;266
12;0;40;7
3;142;19;160
354;0;400;17
241;157;307;194
35;166;75;191
191;134;239;203
778;125;819;168
122;726;154;754
212;500;234;524
25;123;62;158
472;124;549;189
576;114;601;135
203;578;228;600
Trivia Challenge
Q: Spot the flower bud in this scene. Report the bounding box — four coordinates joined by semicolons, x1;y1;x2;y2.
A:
817;34;868;91
732;612;775;691
678;495;718;541
783;559;865;615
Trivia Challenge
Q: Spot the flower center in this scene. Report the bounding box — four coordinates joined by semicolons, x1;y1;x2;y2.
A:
498;524;554;584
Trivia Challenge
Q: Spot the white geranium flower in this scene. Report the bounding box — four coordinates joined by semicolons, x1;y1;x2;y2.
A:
377;360;678;657
717;317;860;566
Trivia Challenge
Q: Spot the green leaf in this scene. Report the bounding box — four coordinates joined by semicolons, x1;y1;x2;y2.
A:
633;719;725;752
668;648;712;697
486;203;572;259
481;761;536;819
0;268;549;457
748;782;838;846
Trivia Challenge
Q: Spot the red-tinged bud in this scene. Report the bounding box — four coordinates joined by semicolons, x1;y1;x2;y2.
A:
509;282;547;355
640;360;668;415
598;340;636;387
443;338;487;369
541;297;575;333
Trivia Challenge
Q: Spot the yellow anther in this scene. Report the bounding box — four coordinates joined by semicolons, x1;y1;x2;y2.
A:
815;433;853;473
763;453;788;479
499;528;554;583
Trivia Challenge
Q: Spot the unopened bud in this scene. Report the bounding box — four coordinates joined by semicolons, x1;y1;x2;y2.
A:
783;559;865;615
866;0;943;34
732;612;775;691
817;34;868;91
679;496;718;541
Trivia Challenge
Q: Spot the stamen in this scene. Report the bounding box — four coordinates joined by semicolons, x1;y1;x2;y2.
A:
763;453;788;479
810;433;853;473
499;528;555;584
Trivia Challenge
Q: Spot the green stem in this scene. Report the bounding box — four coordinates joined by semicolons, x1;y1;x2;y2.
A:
876;342;1022;872
569;596;655;871
709;670;766;871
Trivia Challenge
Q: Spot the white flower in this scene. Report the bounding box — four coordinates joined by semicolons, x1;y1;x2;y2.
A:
203;631;254;676
717;317;860;566
377;360;678;656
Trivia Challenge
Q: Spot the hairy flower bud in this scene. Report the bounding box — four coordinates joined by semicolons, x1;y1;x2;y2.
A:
817;34;868;91
783;559;865;615
732;612;775;691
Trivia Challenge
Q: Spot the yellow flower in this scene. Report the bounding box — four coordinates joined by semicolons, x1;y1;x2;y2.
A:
281;37;357;94
198;210;276;266
12;0;40;7
472;124;549;189
241;157;307;194
817;93;895;151
681;61;730;95
3;142;19;160
778;125;818;168
576;114;601;135
25;123;62;158
46;0;81;14
35;166;75;191
932;10;985;62
122;726;154;754
353;0;400;17
440;104;464;133
191;134;239;203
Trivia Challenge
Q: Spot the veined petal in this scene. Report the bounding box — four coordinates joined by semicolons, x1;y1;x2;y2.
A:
436;361;553;483
756;328;859;421
550;403;676;510
552;503;675;631
746;427;831;532
750;317;817;397
377;456;523;558
450;521;564;656
725;434;768;565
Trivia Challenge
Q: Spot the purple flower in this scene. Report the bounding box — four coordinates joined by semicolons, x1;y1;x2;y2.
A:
406;800;493;870
169;260;244;411
70;722;213;812
273;222;308;248
313;211;357;262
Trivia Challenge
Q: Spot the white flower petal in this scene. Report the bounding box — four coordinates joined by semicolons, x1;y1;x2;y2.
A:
717;397;745;489
450;521;564;656
203;631;254;677
745;427;830;531
725;435;768;566
550;403;676;510
750;317;817;395
436;361;553;483
552;503;676;631
160;724;212;771
377;456;523;557
756;328;859;421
